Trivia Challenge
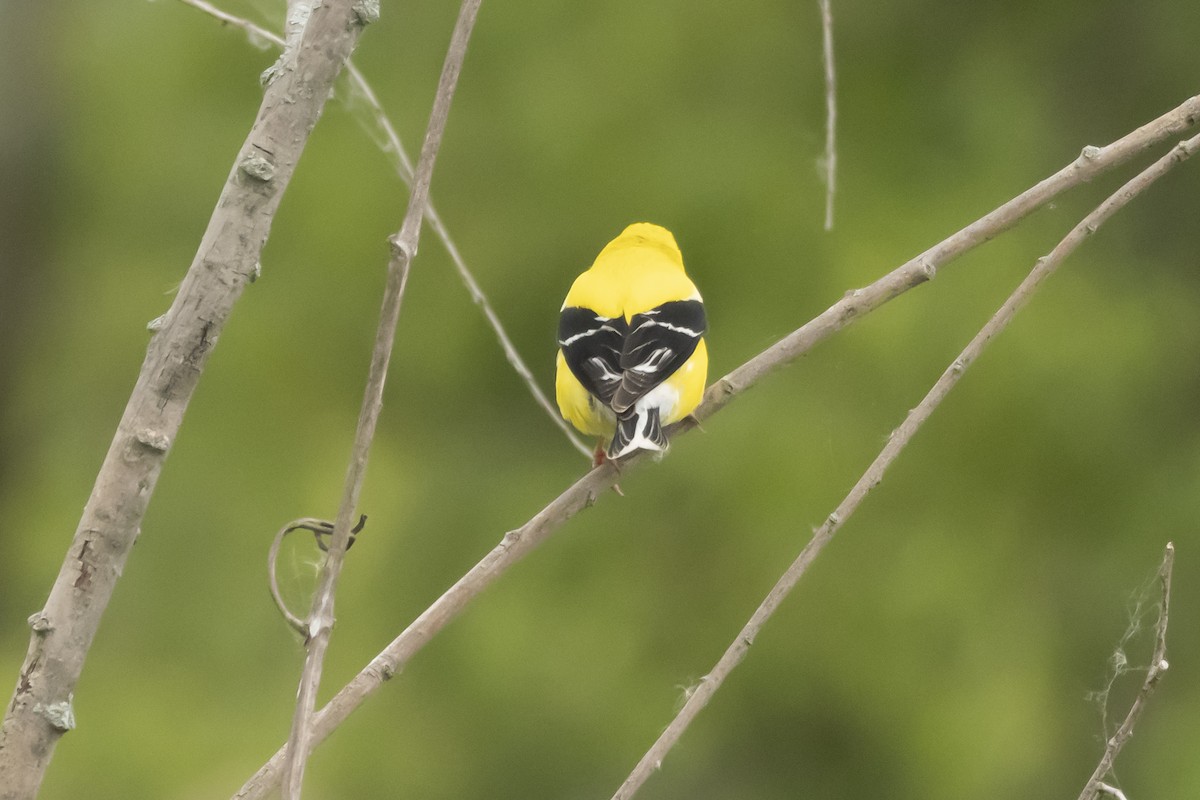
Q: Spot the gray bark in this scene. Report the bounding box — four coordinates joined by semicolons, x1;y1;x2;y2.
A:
0;3;372;797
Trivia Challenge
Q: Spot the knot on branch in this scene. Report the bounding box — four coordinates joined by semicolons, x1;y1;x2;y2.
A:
371;656;399;682
34;694;76;732
27;611;53;634
388;234;415;265
352;0;381;26
134;427;172;453
239;150;276;182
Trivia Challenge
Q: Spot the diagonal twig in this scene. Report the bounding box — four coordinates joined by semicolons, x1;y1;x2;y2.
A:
612;136;1199;800
276;1;483;797
342;67;591;456
178;0;591;459
231;97;1200;800
1076;542;1175;800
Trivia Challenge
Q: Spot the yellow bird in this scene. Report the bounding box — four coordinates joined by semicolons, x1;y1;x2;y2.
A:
556;223;708;462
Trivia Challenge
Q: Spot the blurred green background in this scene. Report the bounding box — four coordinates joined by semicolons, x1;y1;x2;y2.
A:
2;1;1198;798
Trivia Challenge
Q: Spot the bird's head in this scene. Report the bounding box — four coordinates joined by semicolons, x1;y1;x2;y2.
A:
600;222;683;268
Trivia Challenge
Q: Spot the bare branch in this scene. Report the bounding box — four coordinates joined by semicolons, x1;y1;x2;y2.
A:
179;0;592;459
347;71;591;457
234;467;615;800
1077;542;1175;800
612;131;1199;800
0;3;370;795
232;97;1200;800
423;205;593;457
281;1;313;61
818;0;837;230
178;0;281;44
679;96;1200;430
277;1;482;797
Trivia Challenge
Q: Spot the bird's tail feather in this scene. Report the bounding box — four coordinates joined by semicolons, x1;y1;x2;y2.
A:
608;407;668;459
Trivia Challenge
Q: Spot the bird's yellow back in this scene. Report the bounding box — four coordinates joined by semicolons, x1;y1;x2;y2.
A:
562;223;702;320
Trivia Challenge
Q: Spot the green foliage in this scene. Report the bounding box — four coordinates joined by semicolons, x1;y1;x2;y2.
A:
1;1;1196;797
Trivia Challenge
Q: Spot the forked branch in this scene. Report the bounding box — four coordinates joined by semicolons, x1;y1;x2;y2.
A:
232;98;1200;800
612;134;1199;800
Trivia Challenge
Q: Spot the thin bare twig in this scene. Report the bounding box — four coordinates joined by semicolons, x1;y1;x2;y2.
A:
277;2;482;797
1077;542;1175;800
818;0;836;230
177;0;279;42
231;98;1200;800
0;4;371;796
344;70;592;457
612;136;1199;799
425;206;592;457
177;0;591;459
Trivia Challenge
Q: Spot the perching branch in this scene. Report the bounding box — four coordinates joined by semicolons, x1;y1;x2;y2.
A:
277;2;482;797
0;3;371;797
1076;542;1175;800
177;0;592;459
231;96;1200;800
612;135;1200;800
681;95;1200;428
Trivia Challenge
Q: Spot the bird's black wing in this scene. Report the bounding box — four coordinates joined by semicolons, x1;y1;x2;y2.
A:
611;299;706;414
558;306;628;406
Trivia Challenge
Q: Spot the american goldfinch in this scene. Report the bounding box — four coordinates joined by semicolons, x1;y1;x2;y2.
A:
556;222;708;462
